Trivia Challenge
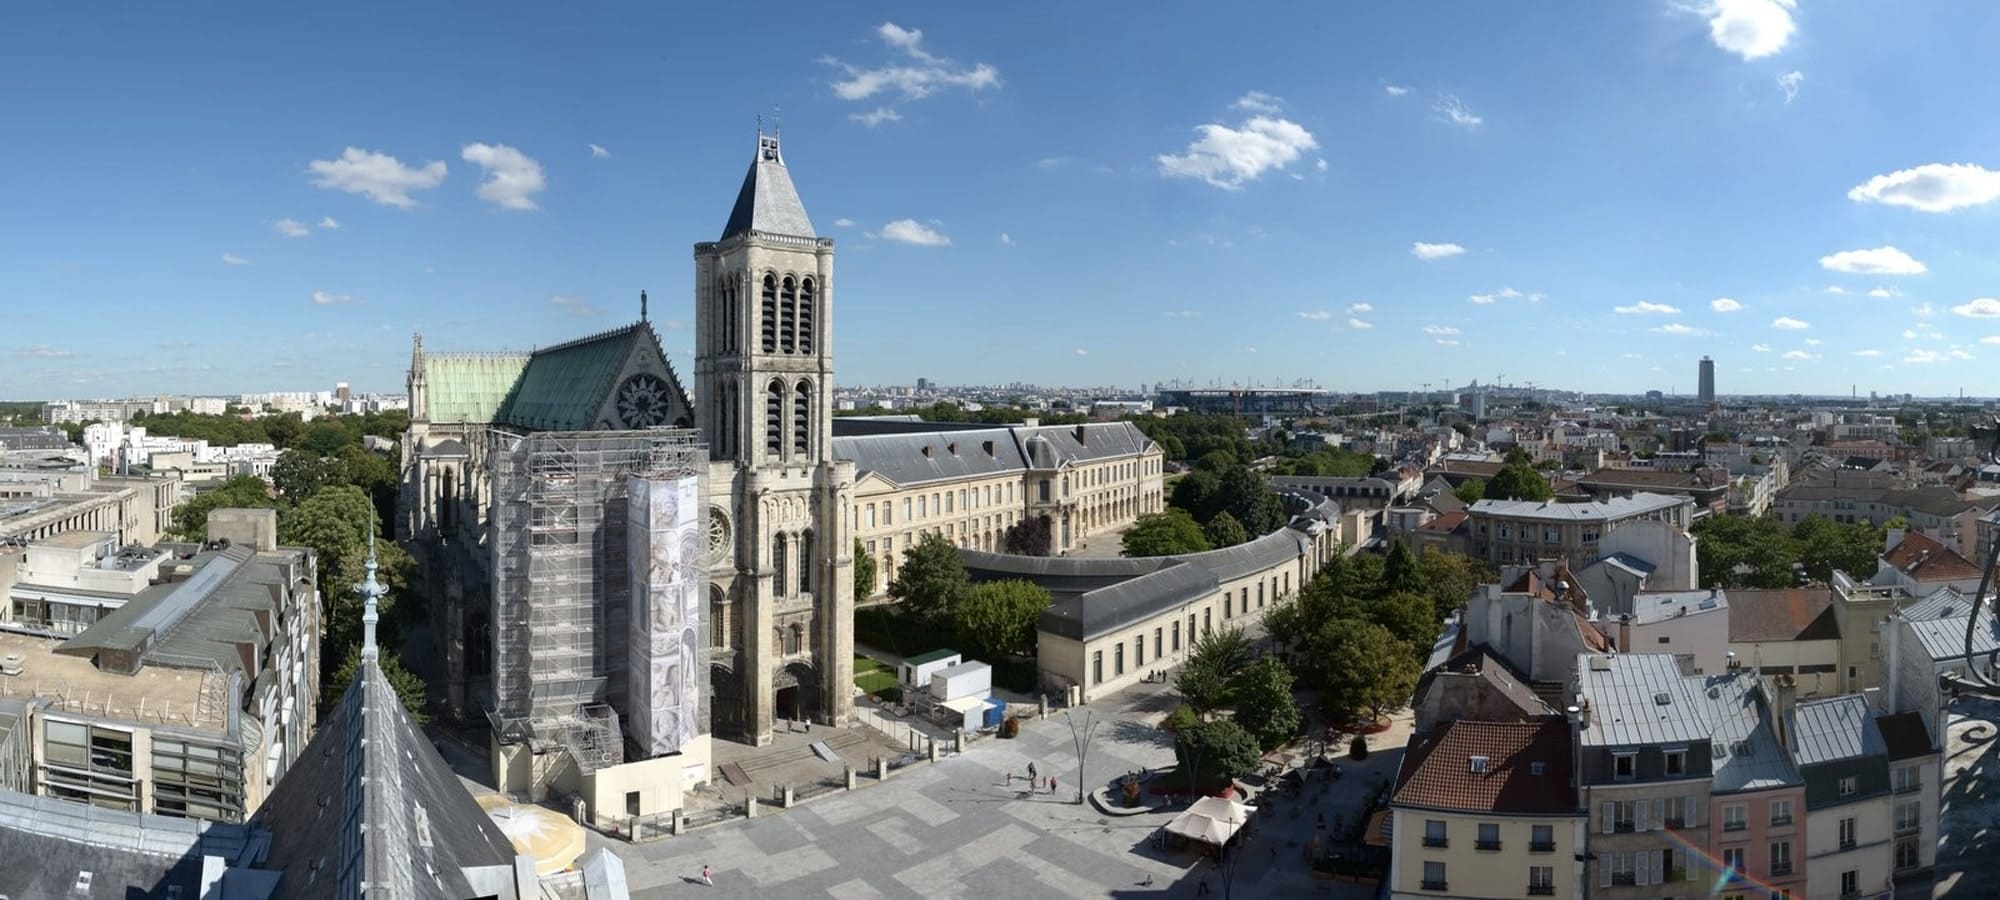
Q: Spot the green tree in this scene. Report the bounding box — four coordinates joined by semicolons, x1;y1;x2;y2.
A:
1452;478;1486;505
1218;465;1285;535
172;475;276;539
1231;657;1301;749
1486;462;1554;501
1370;591;1440;657
325;645;430;723
853;538;878;599
1170;469;1224;522
1002;515;1053;556
1175;626;1252;715
1383;540;1421;594
1305;618;1419;723
1122;510;1212;557
1691;514;1796;588
270;449;333;503
1195;450;1238;473
1792;514;1884;582
1416;551;1489;619
1201;510;1249;548
890;532;969;624
952;580;1049;660
1174;718;1262;792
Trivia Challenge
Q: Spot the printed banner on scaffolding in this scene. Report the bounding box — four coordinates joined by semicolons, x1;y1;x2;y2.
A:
626;472;705;756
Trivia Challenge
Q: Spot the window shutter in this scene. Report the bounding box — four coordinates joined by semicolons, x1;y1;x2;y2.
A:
1654;849;1666;884
1686;794;1698;828
1653;797;1666;829
1600;857;1612;888
1635;800;1649;831
1602;801;1615;834
1636;851;1650;886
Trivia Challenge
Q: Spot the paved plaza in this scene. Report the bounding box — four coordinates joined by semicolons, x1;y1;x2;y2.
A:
601;681;1410;898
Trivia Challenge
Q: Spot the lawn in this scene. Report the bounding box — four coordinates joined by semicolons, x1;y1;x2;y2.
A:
854;655;898;697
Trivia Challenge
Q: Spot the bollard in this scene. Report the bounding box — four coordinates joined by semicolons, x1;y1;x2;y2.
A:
671;806;685;836
782;784;795;808
928;739;940;763
747;796;759;819
877;756;890;781
846;766;857;790
1038;695;1048;720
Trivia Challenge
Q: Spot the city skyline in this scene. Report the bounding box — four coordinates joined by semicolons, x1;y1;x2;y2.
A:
8;3;2000;399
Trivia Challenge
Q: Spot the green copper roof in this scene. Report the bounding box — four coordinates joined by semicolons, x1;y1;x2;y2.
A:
497;324;643;431
423;354;530;424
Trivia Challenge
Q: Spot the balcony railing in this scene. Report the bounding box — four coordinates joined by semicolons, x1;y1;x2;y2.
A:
1667;868;1688;883
1528;886;1555;896
1422;880;1448;891
1839;839;1858;851
1423;837;1448;848
1895;821;1922;836
1613;821;1636;833
1896;781;1922;795
1771;815;1794;827
1724;821;1747;832
1529;841;1558;853
1612;873;1637;887
1772;864;1794;877
1664;817;1687;829
1476;839;1503;851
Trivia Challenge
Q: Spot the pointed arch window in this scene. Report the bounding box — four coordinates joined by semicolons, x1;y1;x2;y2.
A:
780;276;798;354
724;273;740;354
772;532;788;596
799;528;814;595
793;379;811;458
760;274;778;353
766;379;784;456
798;276;816;354
787;623;804;656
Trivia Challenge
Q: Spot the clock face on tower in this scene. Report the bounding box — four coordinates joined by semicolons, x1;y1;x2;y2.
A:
615;373;673;428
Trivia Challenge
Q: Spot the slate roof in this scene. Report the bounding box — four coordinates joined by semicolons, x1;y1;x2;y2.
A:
834;427;1028;487
0;788;271;900
420;353;532;424
1015;422;1155;467
1882;531;1985;583
1702;673;1801;794
1876;711;1936;761
1410;646;1555;725
496;323;690;432
721;135;816;240
1392;720;1577;815
1038;562;1218;641
1727;588;1839;642
1788;694;1886;766
257;658;520;898
1578;652;1713;747
58;544;310;685
1470;492;1688;522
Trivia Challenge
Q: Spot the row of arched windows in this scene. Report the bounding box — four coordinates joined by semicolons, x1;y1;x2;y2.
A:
762;378;814;460
771;529;814;597
757;273;815;356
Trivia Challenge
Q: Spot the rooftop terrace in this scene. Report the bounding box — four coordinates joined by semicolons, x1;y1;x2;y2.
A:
0;630;226;732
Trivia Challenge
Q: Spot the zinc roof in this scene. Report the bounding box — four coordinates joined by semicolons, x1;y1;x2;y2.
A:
1701;673;1801;793
1578;652;1713;747
1787;694;1886;766
1471;491;1688;522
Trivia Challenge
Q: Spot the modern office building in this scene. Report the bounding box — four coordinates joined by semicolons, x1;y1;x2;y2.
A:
1698;356;1716;406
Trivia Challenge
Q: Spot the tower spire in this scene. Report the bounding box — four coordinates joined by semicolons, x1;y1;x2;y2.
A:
357;529;385;663
640;290;648;323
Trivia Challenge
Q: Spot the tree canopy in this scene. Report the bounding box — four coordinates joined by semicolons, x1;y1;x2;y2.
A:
1231;657;1301;749
1003;514;1053;556
890;532;970;624
1451;478;1486;505
1201;510;1249;549
1122;510;1212;557
1691;513;1884;588
952;580;1049;660
1174;626;1253;715
1485;461;1554;501
172;475;276;540
853;538;878;599
1304;618;1420;722
326;645;430;723
1174;718;1263;791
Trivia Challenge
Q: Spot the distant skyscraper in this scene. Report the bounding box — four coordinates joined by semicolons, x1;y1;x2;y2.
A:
1697;356;1715;405
335;382;351;403
916;377;929;391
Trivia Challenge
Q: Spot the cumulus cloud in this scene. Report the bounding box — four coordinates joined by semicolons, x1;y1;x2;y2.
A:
1952;298;2000;318
1700;0;1798;60
1711;297;1743;312
1232;91;1283;114
1297;310;1334;321
1868;287;1899;298
833;217;856;228
307;147;447;208
310;291;357;306
1348;302;1374;314
1384;84;1410;97
319;216;341;230
1912;302;1936;317
825;21;999;115
1848;163;2000;213
1158;98;1319;189
461;143;546;211
1825;286;1851;295
1805;337;1822;345
1820;246;1926;275
1771;316;1809;330
1469;293;1499;305
1435;338;1462;346
589;143;611;159
1072;348;1088;357
850;107;902;127
1424;325;1461;336
999;232;1014;246
221;253;250;266
879;219;951;246
548;295;598;317
273;218;310;238
1347;317;1374;330
1778;70;1804;102
1412;241;1465;260
1980;336;2000;345
1781;350;1816;360
1615;301;1681;314
1906;349;1942;364
1652;323;1713;336
1853;349;1883;357
1433;93;1482;128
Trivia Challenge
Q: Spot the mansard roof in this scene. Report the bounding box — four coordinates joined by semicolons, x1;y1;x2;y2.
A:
721;133;816;240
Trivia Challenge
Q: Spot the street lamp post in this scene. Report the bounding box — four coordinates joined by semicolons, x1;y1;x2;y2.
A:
1064;710;1100;806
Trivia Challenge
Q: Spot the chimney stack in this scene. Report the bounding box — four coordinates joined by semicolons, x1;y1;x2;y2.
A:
1772;673;1797;750
1884;613;1901;715
1618;613;1633;653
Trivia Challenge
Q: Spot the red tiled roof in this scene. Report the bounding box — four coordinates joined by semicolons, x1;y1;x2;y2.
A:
1727;588;1837;642
1393;720;1576;815
1417;510;1468;534
1883;531;1984;583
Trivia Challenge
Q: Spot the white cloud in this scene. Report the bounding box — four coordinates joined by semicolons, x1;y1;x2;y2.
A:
1620;352;1644;359
1701;0;1798;60
1297;310;1334;321
1164;310;1200;319
1824;285;1851;295
1777;70;1804;102
1848;163;2000;213
1867;287;1899;298
1912;302;1936;317
1952;348;1975;360
1244;346;1258;354
1412;241;1465;260
1781;350;1816;360
1072;348;1088;357
1820;246;1927;275
1952;298;2000;318
1423;325;1461;336
1348;302;1374;314
1980;336;2000;345
833;217;856;228
1852;349;1883;357
1232;91;1283;114
1906;349;1941;364
589;143;611;159
273;218;310;238
15;345;74;359
461;143;545;211
1157;103;1319;189
1903;329;1920;339
1469;293;1498;305
1615;301;1681;314
1385;84;1410;97
1435;338;1462;346
826;22;999;108
850;107;903;127
221;253;249;266
1433;93;1482;128
548;295;598;317
1771;316;1809;330
999;232;1014;246
1751;343;1772;352
879;219;951;246
1347;317;1374;330
1652;323;1713;336
1710;297;1743;312
317;216;340;230
310;290;356;306
1498;288;1522;299
307;147;447;208
1804;337;1822;346
1315;158;1328;173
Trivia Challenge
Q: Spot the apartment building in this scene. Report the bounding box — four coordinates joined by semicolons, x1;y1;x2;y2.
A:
1465;492;1693;567
1788;692;1895;899
1705;671;1807;898
1576;653;1715;898
1389;719;1584;899
1774;470;1997;558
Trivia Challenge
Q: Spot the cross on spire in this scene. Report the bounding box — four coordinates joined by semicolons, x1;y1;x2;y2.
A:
357;529;386;662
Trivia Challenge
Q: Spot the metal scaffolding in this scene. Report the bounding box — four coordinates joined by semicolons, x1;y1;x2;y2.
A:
485;427;706;772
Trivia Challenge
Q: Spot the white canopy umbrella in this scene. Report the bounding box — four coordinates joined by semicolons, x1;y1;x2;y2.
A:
1164;795;1258;847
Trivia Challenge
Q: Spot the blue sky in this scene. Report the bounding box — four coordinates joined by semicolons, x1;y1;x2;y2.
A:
7;1;2000;400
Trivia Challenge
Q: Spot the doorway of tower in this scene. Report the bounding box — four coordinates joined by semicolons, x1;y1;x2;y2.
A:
773;661;820;725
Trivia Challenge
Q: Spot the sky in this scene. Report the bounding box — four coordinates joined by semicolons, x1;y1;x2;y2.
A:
7;2;2000;400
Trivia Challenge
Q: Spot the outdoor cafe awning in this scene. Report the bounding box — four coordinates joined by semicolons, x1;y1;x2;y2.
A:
1165;796;1258;847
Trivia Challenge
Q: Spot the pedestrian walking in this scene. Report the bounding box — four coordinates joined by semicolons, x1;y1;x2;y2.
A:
1051;775;1059;796
1027;762;1038;781
701;864;713;886
1196;876;1210;895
